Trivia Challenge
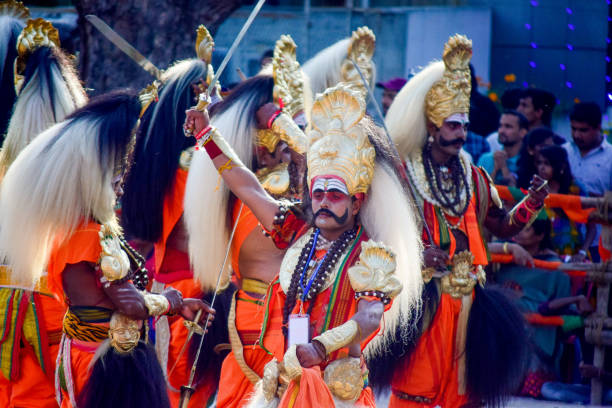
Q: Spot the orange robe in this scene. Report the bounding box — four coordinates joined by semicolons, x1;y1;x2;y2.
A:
216;201;270;408
47;221;105;408
389;166;492;408
0;286;64;408
257;227;378;407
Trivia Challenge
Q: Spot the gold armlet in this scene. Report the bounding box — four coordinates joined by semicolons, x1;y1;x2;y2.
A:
312;319;359;355
209;128;245;170
282;344;302;381
271;113;307;154
142;293;169;317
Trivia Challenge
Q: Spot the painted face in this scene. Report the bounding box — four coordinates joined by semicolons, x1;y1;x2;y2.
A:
498;113;525;147
310;177;357;231
571;120;602;152
433;113;469;156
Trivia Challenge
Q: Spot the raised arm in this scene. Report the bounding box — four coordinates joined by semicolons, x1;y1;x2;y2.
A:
184;108;279;231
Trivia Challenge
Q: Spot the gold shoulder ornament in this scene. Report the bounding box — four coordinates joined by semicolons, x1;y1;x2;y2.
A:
98;224;130;283
348;240;402;302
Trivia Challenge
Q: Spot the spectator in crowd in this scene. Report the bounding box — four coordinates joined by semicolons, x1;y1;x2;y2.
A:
563;102;612;262
563;102;612;197
468;64;500;137
477;110;528;185
536;145;593;260
490;218;574;398
376;77;407;116
487;87;523;152
518;88;557;131
464;129;490;164
516;127;555;189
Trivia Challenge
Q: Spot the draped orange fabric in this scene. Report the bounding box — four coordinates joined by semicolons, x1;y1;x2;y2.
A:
389;293;468;408
0;344;61;408
154;169;188;276
230;200;260;280
279;367;335;408
489;253;587;278
47;222;103;408
495;185;594;224
47;221;102;302
217;291;272;407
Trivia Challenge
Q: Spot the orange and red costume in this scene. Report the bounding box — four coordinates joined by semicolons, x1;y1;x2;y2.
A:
390;166;494;408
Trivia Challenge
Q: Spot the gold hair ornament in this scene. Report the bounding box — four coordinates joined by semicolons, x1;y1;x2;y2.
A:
0;0;30;23
14;18;60;93
340;26;375;98
425;34;472;128
195;24;220;96
138;81;159;118
307;83;375;196
272;34;305;118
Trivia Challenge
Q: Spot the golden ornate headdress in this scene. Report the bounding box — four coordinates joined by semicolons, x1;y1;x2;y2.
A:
425;34;472;128
340;26;376;97
194;24;219;93
0;0;30;22
272;34;305;118
14;18;60;92
307;83;375;196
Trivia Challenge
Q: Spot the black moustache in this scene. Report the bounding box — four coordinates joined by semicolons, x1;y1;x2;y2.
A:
439;137;465;147
314;208;349;225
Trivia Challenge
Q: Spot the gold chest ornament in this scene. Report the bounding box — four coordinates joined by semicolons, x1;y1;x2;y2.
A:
440;250;486;298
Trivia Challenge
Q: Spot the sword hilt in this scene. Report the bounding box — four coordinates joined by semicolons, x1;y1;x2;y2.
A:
178;385;196;408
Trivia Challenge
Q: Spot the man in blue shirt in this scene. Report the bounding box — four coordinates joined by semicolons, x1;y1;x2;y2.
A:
478;110;528;185
564;102;612;261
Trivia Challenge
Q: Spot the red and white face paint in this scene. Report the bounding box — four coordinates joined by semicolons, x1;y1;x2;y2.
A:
444;112;469;127
311;176;350;199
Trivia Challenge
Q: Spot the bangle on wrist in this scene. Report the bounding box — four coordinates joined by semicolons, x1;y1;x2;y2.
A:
503;242;509;254
195;125;211;141
267;110;282;129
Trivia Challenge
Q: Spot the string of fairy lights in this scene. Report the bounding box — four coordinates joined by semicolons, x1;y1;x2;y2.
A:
523;0;610;107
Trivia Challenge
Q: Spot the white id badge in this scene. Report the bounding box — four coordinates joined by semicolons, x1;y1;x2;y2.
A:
288;314;309;347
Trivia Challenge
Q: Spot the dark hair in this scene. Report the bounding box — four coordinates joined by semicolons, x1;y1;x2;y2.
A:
78;342;170;408
0;17;23;138
516;127;555;189
569;102;602;128
532;218;553;251
500;88;522;110
502;109;529;131
121;60;207;242
261;49;274;61
538;145;572;194
521;88;556;126
61;89;141;169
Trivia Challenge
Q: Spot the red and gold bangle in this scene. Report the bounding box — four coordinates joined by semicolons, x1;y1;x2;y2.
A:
267;109;282;129
195;125;212;141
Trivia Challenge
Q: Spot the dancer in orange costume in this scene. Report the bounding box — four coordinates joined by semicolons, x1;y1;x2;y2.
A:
0;91;213;408
371;34;550;407
184;82;423;407
0;11;86;408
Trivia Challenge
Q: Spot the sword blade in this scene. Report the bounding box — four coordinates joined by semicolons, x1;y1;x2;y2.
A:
206;0;266;96
85;15;162;81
